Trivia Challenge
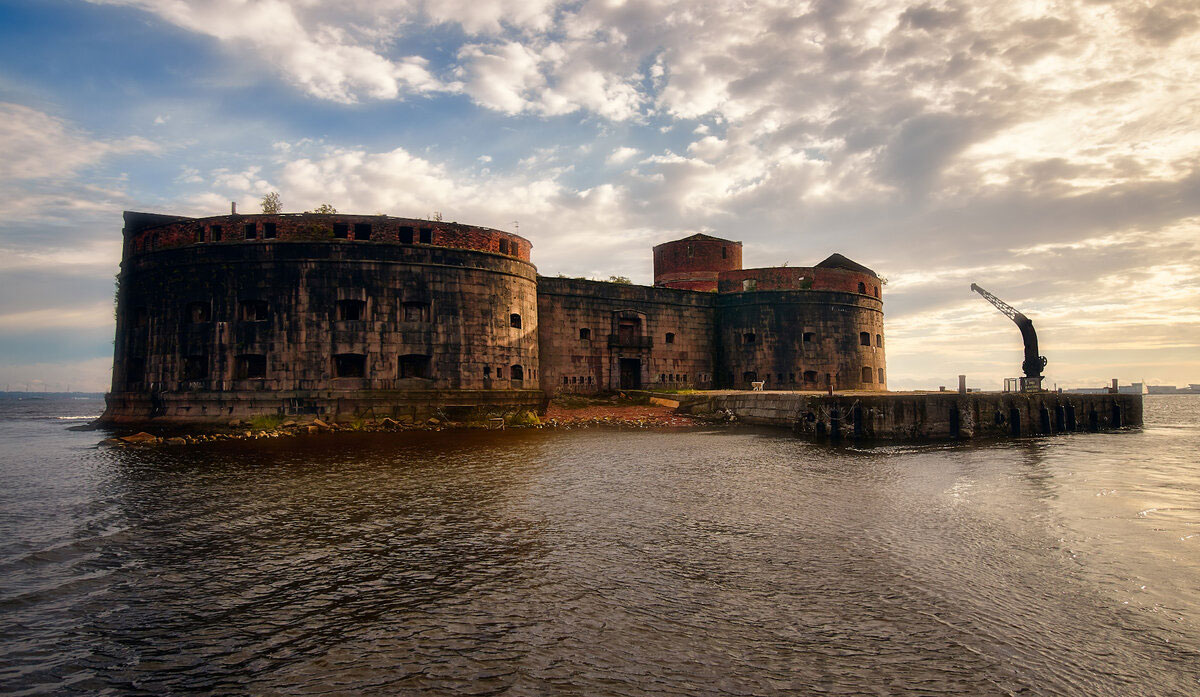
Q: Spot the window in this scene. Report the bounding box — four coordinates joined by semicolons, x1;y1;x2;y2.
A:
212;225;223;242
151;233;159;250
354;223;371;240
182;355;208;381
419;227;433;244
236;354;267;379
337;299;365;321
196;227;206;243
687;244;694;257
665;332;675;344
873;286;880;298
244;223;256;239
743;279;757;292
484;366;491;377
878;369;885;383
334;353;366;378
803;332;815;343
333;223;349;239
587;376;592;384
499;239;510;255
240;300;268;322
403;301;430;322
789;373;796;383
660;374;667;383
743;332;756;344
876;333;882;347
571;376;577;384
861;366;873;383
126;357;146;385
743;371;758;383
399;354;431;379
722;247;728;259
579;328;591;340
263;222;277;239
510;313;522;328
185;301;211;323
860;332;871;346
803;370;818;383
564;376;569;385
510;364;524;381
777;373;784;384
399;226;414;243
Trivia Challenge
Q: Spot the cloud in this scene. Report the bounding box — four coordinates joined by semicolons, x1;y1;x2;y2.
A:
0;103;155;183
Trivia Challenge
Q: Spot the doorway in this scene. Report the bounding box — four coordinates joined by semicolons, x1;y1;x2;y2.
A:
619;358;641;389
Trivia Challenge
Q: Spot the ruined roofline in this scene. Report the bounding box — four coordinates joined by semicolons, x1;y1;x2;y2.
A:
651;232;741;250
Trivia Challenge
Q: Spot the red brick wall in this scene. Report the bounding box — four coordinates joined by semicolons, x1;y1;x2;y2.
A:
717;267;882;298
126;213;531;262
653;237;742;291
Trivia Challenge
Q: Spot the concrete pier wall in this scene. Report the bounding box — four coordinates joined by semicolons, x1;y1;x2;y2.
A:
677;391;1142;441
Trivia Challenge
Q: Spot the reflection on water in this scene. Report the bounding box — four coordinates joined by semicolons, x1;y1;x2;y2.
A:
1;396;1198;695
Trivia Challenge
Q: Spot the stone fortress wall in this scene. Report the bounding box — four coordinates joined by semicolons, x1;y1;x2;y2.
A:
103;212;887;424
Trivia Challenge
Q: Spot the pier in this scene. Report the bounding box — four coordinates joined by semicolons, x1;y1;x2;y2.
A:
670;390;1142;441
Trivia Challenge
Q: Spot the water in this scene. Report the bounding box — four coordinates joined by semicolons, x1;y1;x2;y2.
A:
1;395;1198;695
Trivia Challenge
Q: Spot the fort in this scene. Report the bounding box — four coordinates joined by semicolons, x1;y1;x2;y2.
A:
101;210;885;424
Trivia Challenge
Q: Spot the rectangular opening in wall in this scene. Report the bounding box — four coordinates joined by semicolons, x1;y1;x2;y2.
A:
803;370;818;383
337;299;365;321
399;354;431;379
510;364;524;381
876;334;882;347
722;247;727;259
803;332;815;343
861;366;873;383
579;328;591;340
687;244;694;257
182;355;208;381
510;313;522;328
333;223;349;239
185;301;211;323
742;279;756;292
484;365;491;377
665;332;675;344
399;226;414;243
244;223;256;239
334;353;366;378
212;225;223;242
403;301;430;322
419;227;433;244
236;354;267;379
263;222;276;239
742;332;756;344
354;223;371;240
196;228;205;243
860;331;871;346
499;239;510;255
240;300;268;322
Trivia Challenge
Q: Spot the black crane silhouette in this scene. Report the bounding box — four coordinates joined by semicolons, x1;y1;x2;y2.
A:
970;283;1047;389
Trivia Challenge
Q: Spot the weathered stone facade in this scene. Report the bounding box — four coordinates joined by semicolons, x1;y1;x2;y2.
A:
103;212;886;423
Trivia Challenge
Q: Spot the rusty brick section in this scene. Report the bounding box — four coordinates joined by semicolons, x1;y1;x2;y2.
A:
103;211;887;424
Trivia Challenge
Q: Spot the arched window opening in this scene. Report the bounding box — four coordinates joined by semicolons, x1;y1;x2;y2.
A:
873;286;880;298
240;300;268;322
510;364;524;381
876;333;882;347
878;369;885;383
484;365;491;377
860;332;871;346
857;281;866;294
579;328;591;340
665;332;675;344
743;332;756;344
861;366;873;383
185;301;211;324
236;354;267;379
399;354;431;379
333;353;366;378
337;299;365;321
509;313;522;329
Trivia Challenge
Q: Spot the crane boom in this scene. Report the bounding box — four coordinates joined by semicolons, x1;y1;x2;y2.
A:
970;283;1047;387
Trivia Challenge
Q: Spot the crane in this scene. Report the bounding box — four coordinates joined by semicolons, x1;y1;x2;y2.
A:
970;283;1047;391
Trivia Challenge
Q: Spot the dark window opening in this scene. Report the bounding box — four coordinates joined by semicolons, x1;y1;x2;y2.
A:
878;369;884;383
196;228;206;243
399;354;431;379
722;246;728;259
687;244;694;257
857;281;866;294
564;376;569;385
681;374;686;382
244;222;256;239
777;373;784;384
510;313;522;329
484;365;491;377
665;332;675;344
660;374;667;382
579;328;591;340
151;233;159;250
131;307;148;328
337;299;365;321
126;357;145;385
861;366;873;383
803;332;815;343
876;333;882;347
185;301;211;324
236;354;267;379
211;225;223;242
399;226;414;243
873;286;880;298
333;223;349;239
419;227;433;244
743;332;756;344
403;301;430;322
510;364;524;381
182;355;208;381
743;371;758;383
587;376;592;384
240;300;268;322
743;279;757;292
860;332;871;346
263;222;277;239
789;373;796;383
499;239;510;255
354;223;371;240
803;370;818;383
334;353;366;378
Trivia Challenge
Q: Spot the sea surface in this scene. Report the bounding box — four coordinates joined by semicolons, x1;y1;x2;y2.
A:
1;395;1198;696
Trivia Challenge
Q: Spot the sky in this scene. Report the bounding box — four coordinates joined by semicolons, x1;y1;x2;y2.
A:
0;0;1197;393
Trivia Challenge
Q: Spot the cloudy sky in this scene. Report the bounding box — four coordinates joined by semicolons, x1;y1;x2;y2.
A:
1;0;1197;392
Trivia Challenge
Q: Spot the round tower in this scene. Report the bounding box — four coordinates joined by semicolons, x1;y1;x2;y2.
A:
653;234;742;292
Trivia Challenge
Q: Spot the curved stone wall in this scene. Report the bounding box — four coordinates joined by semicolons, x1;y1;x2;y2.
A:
715;290;886;391
104;218;541;424
717;267;882;298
